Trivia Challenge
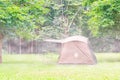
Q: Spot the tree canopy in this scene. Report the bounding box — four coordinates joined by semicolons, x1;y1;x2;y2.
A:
40;0;84;39
0;0;49;39
82;0;120;39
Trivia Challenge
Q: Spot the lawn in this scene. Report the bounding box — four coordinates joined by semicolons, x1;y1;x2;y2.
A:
0;53;120;80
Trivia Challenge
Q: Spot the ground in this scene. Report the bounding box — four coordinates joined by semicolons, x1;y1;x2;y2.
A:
0;53;120;80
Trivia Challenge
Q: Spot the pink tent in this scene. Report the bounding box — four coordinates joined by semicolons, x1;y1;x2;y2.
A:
45;36;97;64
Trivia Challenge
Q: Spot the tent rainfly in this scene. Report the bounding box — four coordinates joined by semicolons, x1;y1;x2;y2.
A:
45;36;97;64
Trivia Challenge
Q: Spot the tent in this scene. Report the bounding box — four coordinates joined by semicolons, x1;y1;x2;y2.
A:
45;36;97;64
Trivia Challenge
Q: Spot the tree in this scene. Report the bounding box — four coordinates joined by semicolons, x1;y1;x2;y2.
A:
0;0;49;63
82;0;120;52
40;0;83;39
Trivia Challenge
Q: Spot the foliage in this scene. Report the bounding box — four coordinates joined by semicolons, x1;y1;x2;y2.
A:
0;0;49;39
41;0;83;39
82;0;120;39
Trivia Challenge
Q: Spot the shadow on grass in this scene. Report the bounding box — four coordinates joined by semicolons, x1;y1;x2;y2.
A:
96;53;120;63
2;61;57;65
97;57;120;63
100;59;120;62
3;61;38;64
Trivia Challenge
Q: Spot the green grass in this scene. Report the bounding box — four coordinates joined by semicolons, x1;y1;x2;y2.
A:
0;53;120;80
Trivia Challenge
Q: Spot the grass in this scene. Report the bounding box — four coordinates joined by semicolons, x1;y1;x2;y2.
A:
0;53;120;80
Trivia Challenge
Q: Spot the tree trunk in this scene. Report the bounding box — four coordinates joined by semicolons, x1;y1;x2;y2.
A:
113;39;120;52
0;33;3;63
19;37;22;54
30;40;33;53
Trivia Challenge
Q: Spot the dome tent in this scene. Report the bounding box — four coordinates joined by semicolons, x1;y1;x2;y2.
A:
45;36;97;64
